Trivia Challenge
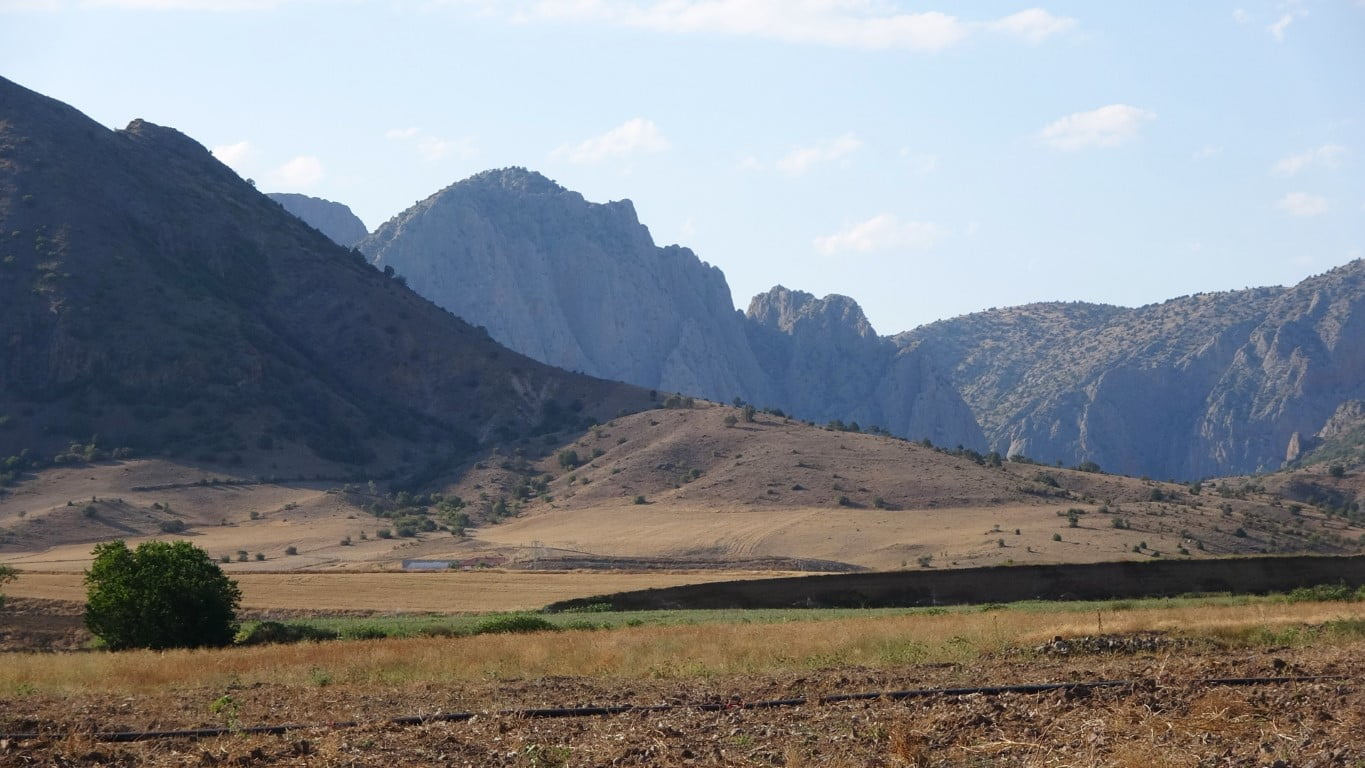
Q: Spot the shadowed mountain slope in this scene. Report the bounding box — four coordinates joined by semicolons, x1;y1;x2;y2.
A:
0;78;648;480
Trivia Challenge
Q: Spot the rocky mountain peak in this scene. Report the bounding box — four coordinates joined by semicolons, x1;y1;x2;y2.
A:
747;286;876;340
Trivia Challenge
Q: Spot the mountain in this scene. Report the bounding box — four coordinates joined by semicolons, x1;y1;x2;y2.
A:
744;287;984;448
900;260;1365;479
356;168;986;449
267;193;369;247
0;78;647;481
359;168;770;404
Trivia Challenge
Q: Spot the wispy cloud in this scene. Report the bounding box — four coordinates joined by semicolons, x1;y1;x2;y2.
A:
1040;104;1155;151
552;118;670;164
814;214;944;255
268;155;324;189
1277;192;1328;217
776;133;861;176
1193;144;1223;160
210;139;254;170
1272;144;1345;176
1232;8;1248;23
988;8;1076;44
517;1;1074;51
84;0;286;8
386;126;476;162
1267;13;1294;40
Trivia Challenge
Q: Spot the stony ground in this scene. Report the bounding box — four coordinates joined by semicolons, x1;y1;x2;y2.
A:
2;639;1360;767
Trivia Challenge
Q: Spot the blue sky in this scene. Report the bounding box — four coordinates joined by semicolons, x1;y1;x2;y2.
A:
2;0;1362;333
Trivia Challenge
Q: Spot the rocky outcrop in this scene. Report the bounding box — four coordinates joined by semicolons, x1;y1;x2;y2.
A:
900;261;1365;479
357;170;986;449
267;192;369;247
744;287;984;448
359;169;771;406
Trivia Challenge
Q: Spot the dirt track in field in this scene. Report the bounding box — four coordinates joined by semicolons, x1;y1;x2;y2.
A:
1;641;1360;767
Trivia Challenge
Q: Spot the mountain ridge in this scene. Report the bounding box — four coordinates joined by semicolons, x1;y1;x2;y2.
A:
0;78;647;481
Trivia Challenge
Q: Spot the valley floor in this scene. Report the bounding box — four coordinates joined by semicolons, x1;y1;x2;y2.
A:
1;640;1360;766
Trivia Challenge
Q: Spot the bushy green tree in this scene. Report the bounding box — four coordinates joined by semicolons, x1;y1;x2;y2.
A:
84;540;242;650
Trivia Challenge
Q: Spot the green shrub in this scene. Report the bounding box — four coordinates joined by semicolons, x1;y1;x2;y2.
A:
236;621;338;646
1287;583;1362;603
474;614;557;635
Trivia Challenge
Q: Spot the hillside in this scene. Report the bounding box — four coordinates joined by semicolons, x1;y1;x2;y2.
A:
901;263;1365;479
0;77;649;486
6;404;1359;574
426;405;1365;571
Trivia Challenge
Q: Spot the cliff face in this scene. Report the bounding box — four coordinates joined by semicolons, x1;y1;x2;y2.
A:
357;170;987;449
0;79;645;472
267;192;369;247
744;287;985;448
901;261;1365;478
359;169;772;406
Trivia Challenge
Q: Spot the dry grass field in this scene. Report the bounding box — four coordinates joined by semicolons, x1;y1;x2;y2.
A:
3;405;1362;576
1;569;801;613
1;598;1362;766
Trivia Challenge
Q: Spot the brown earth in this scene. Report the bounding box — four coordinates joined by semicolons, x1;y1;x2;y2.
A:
0;640;1360;766
3;405;1363;574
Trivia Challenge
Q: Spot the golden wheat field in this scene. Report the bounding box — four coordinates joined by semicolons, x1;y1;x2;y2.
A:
1;569;797;613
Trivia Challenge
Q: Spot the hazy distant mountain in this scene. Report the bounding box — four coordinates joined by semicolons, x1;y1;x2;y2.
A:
744;287;985;448
901;260;1365;478
267;192;369;247
0;78;646;477
357;169;987;450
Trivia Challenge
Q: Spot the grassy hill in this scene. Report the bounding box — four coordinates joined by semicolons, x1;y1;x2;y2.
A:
9;402;1359;574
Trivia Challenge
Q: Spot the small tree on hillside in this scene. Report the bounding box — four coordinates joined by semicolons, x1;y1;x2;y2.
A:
84;540;242;650
0;564;16;612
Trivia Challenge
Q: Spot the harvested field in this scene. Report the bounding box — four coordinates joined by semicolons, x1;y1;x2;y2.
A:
0;569;800;614
0;641;1360;766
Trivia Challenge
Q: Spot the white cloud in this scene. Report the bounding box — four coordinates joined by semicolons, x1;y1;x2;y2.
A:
1193;144;1223;160
520;1;1076;51
1277;192;1329;217
385;127;421;140
776;133;861;176
1267;12;1294;40
989;8;1076;44
385;126;476;162
814;214;944;255
1040;104;1155;150
268;155;324;188
210;139;254;170
1272;144;1346;176
552;118;670;164
1232;8;1248;23
739;154;763;171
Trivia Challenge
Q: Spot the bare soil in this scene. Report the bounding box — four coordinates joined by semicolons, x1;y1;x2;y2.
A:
0;641;1359;766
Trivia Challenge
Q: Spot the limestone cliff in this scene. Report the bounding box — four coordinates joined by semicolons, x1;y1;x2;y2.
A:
745;287;985;448
359;169;770;406
900;261;1365;478
267;192;369;247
